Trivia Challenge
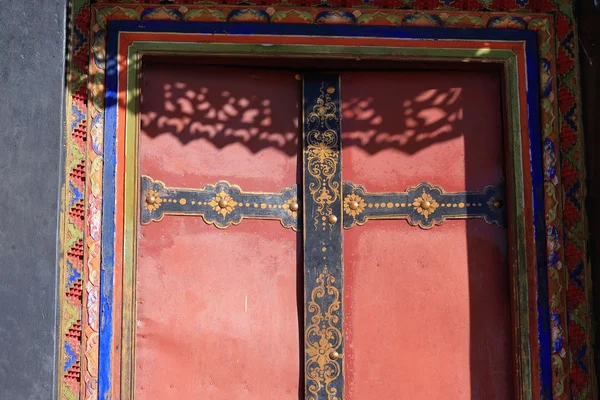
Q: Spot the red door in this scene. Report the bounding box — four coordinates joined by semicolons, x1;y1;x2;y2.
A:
136;61;512;399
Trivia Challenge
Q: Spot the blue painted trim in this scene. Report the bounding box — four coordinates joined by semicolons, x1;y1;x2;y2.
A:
107;19;535;41
99;27;119;399
524;33;553;399
99;21;549;399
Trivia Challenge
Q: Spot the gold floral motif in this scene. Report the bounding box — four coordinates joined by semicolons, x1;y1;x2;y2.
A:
142;189;162;212
306;83;340;229
343;194;366;217
284;197;298;218
412;190;439;220
306;267;342;400
311;141;337;163
208;190;238;217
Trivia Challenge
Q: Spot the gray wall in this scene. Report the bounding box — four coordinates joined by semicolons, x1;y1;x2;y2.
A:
0;2;66;399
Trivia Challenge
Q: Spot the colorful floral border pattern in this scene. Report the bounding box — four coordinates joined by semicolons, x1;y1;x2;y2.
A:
60;0;591;399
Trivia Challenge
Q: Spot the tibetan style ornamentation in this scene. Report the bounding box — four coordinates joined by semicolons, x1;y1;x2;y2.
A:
140;175;299;230
342;181;506;229
302;76;344;400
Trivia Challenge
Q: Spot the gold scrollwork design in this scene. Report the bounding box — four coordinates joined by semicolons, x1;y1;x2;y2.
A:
306;267;343;400
306;83;340;230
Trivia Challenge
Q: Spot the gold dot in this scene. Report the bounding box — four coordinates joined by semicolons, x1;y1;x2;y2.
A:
478;203;483;207
380;203;386;208
387;202;393;208
466;203;471;207
368;204;373;208
395;203;400;207
295;74;301;81
218;199;228;208
493;200;502;208
452;204;457;208
327;86;336;94
459;202;465;208
191;201;195;205
420;200;431;210
328;215;338;224
254;203;258;208
268;204;272;208
146;196;156;205
260;204;266;209
322;247;327;252
349;201;359;210
290;202;299;211
374;204;380;208
246;203;250;207
401;203;406;207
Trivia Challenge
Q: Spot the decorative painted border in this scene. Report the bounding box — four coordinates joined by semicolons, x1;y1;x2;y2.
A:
59;2;592;400
342;181;507;229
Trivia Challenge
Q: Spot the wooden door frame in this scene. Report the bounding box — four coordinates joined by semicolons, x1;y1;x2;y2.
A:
59;4;590;399
96;21;546;399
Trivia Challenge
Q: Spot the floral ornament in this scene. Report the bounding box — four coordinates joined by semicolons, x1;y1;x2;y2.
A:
343;194;366;217
309;141;339;163
305;267;343;400
306;336;336;374
284;197;298;218
412;190;439;220
208;190;238;217
486;197;499;210
143;189;162;212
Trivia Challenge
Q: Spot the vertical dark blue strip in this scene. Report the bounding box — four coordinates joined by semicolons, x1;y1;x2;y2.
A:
524;30;552;399
99;26;119;399
303;75;344;399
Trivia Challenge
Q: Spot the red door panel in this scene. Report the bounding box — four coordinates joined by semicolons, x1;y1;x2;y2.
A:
341;70;513;399
136;63;301;399
134;63;514;399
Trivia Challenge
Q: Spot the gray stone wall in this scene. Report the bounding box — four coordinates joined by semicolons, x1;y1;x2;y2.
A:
0;2;67;399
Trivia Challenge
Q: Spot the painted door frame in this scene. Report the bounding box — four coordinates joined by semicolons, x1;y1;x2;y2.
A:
59;3;593;400
97;21;545;399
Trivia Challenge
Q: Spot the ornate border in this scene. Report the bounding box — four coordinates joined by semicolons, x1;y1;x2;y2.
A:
60;1;591;400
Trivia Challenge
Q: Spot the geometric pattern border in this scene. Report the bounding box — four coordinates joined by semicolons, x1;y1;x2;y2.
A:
61;1;593;400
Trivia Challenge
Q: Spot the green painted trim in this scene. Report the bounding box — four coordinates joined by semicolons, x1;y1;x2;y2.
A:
121;39;530;399
131;40;515;61
504;54;533;400
121;40;142;399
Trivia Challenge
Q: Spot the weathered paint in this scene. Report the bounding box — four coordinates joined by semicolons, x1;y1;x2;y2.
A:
341;70;513;399
134;64;301;399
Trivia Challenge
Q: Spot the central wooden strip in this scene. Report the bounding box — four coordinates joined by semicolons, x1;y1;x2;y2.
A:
302;75;344;399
